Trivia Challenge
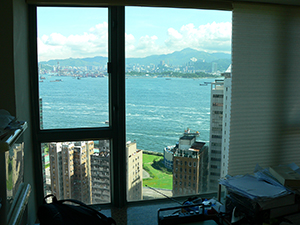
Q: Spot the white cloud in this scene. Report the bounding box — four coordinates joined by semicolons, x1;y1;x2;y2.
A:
39;21;231;61
125;33;136;55
38;22;108;62
164;22;232;53
125;22;231;58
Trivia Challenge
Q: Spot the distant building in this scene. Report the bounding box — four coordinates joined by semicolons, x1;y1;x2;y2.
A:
172;131;208;196
212;62;218;73
221;70;232;179
39;98;43;129
49;142;65;200
73;142;93;204
39;98;48;194
208;66;232;191
90;140;111;204
126;141;143;201
163;145;175;170
49;141;96;203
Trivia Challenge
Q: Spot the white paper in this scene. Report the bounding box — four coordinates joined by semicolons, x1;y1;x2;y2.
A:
220;174;290;201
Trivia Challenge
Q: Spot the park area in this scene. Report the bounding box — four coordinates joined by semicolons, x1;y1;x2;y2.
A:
142;152;173;190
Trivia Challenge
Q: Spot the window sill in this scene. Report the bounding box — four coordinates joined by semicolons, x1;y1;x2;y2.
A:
99;198;219;225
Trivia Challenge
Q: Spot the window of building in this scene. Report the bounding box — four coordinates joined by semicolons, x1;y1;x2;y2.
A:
213;94;224;98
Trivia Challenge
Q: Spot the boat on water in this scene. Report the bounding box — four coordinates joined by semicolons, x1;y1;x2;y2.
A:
199;83;207;86
166;78;171;80
50;79;63;82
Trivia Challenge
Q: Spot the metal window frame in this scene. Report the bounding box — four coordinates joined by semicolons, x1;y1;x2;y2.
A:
28;5;126;207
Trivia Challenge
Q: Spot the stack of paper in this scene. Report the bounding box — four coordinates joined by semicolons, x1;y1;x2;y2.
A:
221;169;300;221
220;174;291;201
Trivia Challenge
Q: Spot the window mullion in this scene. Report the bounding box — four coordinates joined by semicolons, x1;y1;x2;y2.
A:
109;6;126;207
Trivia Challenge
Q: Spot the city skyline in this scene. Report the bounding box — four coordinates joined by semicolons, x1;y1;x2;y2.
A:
37;7;232;62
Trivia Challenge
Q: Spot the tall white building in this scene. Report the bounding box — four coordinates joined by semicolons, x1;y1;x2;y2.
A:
208;67;232;191
221;70;232;179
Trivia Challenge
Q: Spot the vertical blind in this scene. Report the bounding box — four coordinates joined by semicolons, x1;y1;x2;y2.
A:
228;2;300;176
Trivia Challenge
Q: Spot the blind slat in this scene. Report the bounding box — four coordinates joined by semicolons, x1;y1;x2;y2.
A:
229;3;300;176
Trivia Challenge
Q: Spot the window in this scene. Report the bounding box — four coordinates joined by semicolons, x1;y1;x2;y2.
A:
212;135;222;139
33;6;125;206
125;6;231;200
213;103;223;107
32;5;231;206
213;94;224;98
38;7;109;130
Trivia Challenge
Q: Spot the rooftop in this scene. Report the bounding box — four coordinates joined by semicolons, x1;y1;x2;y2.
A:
191;141;206;150
179;135;195;141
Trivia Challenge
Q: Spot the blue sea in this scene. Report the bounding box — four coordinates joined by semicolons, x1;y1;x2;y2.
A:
39;75;213;153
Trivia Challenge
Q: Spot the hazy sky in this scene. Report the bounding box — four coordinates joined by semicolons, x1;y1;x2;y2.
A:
37;7;232;62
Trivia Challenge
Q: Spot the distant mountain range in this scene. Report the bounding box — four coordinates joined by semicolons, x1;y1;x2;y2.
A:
39;48;231;72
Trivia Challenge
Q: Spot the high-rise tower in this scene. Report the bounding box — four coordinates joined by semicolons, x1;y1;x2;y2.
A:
208;66;231;191
49;141;94;203
90;140;111;204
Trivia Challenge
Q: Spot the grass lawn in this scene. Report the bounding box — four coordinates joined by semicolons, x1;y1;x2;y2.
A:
143;153;173;190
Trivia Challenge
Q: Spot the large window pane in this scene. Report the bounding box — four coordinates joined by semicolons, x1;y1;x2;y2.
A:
37;7;109;129
42;140;111;204
125;7;232;201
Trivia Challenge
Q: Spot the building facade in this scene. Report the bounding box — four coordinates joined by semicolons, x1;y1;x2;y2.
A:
221;72;232;179
208;69;232;191
163;145;175;170
90;140;111;204
172;132;208;196
49;142;64;200
126;141;143;201
73;142;92;204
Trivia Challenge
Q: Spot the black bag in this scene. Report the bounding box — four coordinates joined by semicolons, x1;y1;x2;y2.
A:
38;194;116;225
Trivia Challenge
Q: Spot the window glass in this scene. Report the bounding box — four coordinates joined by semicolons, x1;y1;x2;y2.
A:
125;7;231;201
37;7;108;129
41;140;111;204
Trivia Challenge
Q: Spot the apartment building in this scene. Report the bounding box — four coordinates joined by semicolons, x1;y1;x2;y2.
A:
49;142;64;200
90;140;111;204
49;140;111;204
208;71;232;191
126;141;143;201
73;142;92;204
172;132;208;196
221;71;232;179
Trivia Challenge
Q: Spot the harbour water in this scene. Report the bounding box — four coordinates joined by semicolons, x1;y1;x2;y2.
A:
39;75;214;153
